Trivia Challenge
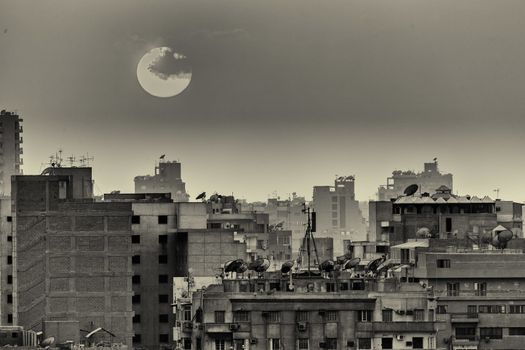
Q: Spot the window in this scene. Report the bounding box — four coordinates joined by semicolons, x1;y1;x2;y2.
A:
478;305;505;314
256;240;265;249
326;282;336;292
381;338;393;349
298;338;309;349
332;219;338;226
159;314;169;323
159;255;168;264
233;311;249;322
215;311;225;323
132;255;140;265
456;326;476;340
268;311;280;323
358;338;371;349
325;311;337;321
159;334;170;343
414;309;425;321
7;294;12;304
215;339;225;350
437;259;450;268
132;235;140;244
7;236;12;242
436;305;447;314
400;249;410;264
132;295;141;304
412;337;423;349
270;339;280;350
159;274;169;283
358;310;372;322
158;294;169;303
277;235;290;245
332;196;338;202
209;223;221;229
510;305;525;314
7;275;12;284
480;327;503;339
182;338;192;350
474;282;487;296
7;314;12;324
325;338;337;349
131;215;140;224
7;256;12;265
467;305;477;317
132;275;141;284
158;215;168;224
447;282;460;296
509;327;525;336
159;234;168;244
133;315;141;323
183;306;192;321
296;311;309;322
339;282;349;291
6;216;12;222
133;334;141;344
446;217;452;232
196;338;202;350
382;309;393;322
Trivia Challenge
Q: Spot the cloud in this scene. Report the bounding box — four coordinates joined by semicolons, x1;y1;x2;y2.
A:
148;48;192;80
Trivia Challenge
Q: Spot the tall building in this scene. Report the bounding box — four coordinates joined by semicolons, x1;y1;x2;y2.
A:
0;110;23;196
135;159;189;202
377;160;453;201
12;168;134;347
103;192;177;350
0;197;14;326
313;176;367;254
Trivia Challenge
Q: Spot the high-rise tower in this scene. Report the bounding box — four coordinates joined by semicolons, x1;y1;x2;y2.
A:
0;110;23;196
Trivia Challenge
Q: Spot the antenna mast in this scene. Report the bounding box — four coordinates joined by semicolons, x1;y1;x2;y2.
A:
299;204;320;275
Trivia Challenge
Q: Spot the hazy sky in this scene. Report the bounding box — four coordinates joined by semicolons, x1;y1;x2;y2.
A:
1;0;525;202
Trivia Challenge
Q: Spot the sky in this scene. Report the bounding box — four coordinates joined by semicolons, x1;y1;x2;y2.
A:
1;0;525;202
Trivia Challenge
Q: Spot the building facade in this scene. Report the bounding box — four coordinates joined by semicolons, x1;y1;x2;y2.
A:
0;110;23;196
135;160;189;202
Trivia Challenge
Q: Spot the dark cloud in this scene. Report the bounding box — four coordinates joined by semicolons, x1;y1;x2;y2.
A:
148;48;192;80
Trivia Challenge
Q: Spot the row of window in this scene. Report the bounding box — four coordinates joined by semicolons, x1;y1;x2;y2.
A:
446;282;487;296
215;310;376;323
132;294;169;304
131;234;168;244
132;255;168;264
132;334;170;344
132;275;170;284
438;304;525;314
131;215;169;225
132;314;169;323
456;327;525;340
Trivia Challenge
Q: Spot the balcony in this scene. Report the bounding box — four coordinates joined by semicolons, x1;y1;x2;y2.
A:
204;323;231;334
357;322;435;333
450;313;479;323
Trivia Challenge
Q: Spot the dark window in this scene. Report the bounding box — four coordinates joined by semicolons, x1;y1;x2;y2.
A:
132;255;140;265
447;282;460;296
133;315;141;323
158;215;168;224
159;294;169;303
159;255;168;264
437;259;450;268
132;334;141;344
400;249;410;264
479;305;505;313
358;338;371;349
509;327;525;336
437;305;447;314
159;314;169;323
296;311;309;322
215;311;225;323
480;327;503;339
7;236;12;242
446;217;452;232
131;215;140;224
132;275;141;284
132;295;141;304
159;334;169;343
159;235;168;244
182;338;192;349
376;245;388;253
215;339;225;350
7;275;12;284
271;339;280;350
7;294;12;304
7;256;12;265
339;282;349;291
6;216;12;222
456;326;476;340
325;311;337;321
7;314;12;324
132;235;140;244
325;338;337;349
326;282;336;292
159;274;169;283
267;311;280;323
210;223;221;229
358;310;372;322
510;305;525;313
414;309;425;321
475;282;487;296
412;337;423;349
298;339;309;349
381;338;393;349
12;332;18;338
233;311;250;322
382;309;393;322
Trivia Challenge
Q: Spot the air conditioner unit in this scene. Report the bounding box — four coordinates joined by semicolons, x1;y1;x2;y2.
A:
396;335;404;341
229;323;240;331
297;322;308;332
250;338;258;344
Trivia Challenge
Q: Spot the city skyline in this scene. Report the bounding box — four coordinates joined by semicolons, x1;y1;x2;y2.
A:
2;0;525;202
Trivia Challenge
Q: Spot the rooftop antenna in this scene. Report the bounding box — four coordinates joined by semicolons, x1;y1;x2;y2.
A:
66;155;76;167
298;203;320;275
79;154;94;167
494;188;500;200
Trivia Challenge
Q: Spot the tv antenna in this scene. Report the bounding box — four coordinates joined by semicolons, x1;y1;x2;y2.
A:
494;188;500;199
79;154;94;167
298;203;320;274
66;155;76;167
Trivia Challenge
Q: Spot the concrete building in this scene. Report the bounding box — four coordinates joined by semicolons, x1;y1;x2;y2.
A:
0;110;23;196
313;176;367;254
182;273;439;350
0;197;15;326
12;168;134;347
103;192;177;350
377;160;453;201
369;186;523;245
135;160;189;202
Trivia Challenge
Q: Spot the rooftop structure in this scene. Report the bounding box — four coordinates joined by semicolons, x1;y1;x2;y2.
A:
134;159;189;202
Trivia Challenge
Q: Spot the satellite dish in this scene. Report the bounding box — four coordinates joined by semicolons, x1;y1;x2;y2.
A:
416;227;431;238
404;184;419;196
336;253;352;265
498;230;513;243
343;257;361;270
480;232;493;244
195;192;206;200
225;259;245;273
319;259;335;272
248;258;270;273
366;256;386;272
281;261;294;274
40;337;55;348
